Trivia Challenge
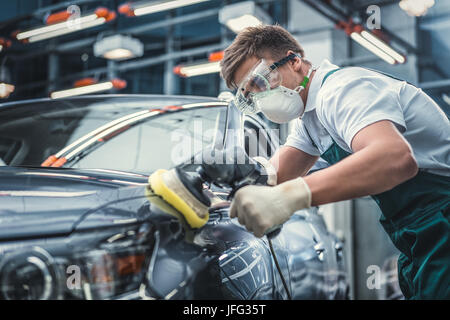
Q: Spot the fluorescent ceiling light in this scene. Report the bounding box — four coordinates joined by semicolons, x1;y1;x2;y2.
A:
51;81;114;99
219;1;272;34
94;34;143;61
177;61;221;77
351;32;396;65
360;31;406;64
28;18;106;43
103;48;134;60
16;8;115;43
134;0;210;16
225;14;262;34
399;0;435;16
16;14;98;40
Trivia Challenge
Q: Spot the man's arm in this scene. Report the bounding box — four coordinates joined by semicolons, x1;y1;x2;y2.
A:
229;120;418;238
304;120;419;206
270;145;319;184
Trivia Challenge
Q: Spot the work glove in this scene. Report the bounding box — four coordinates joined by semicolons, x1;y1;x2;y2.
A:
229;177;312;238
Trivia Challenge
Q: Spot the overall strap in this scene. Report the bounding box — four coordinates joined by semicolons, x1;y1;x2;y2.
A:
304;68;342;151
321;68;341;86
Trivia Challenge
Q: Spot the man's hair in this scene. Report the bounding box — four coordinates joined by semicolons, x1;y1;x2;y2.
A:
220;25;305;89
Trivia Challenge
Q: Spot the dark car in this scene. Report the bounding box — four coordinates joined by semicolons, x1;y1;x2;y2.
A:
0;95;348;300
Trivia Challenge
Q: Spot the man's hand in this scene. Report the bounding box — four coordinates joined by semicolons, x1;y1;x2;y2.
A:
229;177;312;237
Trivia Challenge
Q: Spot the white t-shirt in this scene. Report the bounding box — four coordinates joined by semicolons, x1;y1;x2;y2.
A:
286;59;450;177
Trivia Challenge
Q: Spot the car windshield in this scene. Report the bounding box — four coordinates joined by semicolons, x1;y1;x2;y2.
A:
0;97;228;174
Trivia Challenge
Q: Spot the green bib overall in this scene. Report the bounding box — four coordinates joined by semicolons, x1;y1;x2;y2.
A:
305;69;450;299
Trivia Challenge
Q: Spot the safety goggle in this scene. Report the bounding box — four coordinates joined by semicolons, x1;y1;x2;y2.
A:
234;53;300;114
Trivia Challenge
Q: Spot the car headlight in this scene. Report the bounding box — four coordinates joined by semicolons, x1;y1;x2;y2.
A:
0;247;61;300
0;223;155;300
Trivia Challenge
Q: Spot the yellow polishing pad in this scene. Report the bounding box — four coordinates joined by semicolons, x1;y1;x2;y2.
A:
148;169;209;229
145;186;184;220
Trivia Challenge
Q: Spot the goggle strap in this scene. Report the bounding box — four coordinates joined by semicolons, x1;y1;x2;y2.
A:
270;53;299;70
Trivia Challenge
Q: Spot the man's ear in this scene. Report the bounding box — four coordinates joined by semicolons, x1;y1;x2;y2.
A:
287;50;302;72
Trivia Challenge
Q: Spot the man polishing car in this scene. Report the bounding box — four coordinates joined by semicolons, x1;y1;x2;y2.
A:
220;25;449;299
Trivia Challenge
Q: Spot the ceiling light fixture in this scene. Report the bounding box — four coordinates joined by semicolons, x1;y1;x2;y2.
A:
50;78;126;99
94;34;143;61
399;0;435;17
119;0;210;17
350;32;396;64
14;7;116;43
360;30;406;64
174;61;221;78
219;1;272;34
337;21;406;65
173;50;224;78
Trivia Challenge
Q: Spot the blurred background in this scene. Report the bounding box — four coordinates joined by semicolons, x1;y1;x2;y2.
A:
0;0;449;300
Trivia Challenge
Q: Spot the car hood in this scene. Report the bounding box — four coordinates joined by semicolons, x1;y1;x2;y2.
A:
0;166;151;241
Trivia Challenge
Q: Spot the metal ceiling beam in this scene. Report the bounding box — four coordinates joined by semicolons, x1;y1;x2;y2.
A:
119;42;227;72
301;0;340;24
14;42;227;93
351;0;398;10
32;0;101;16
122;8;220;35
318;0;348;21
419;79;450;90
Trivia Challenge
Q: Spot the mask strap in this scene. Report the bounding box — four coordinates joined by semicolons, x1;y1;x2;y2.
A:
294;65;315;93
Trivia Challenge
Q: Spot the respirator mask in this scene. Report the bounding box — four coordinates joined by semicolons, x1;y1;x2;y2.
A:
234;53;313;123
